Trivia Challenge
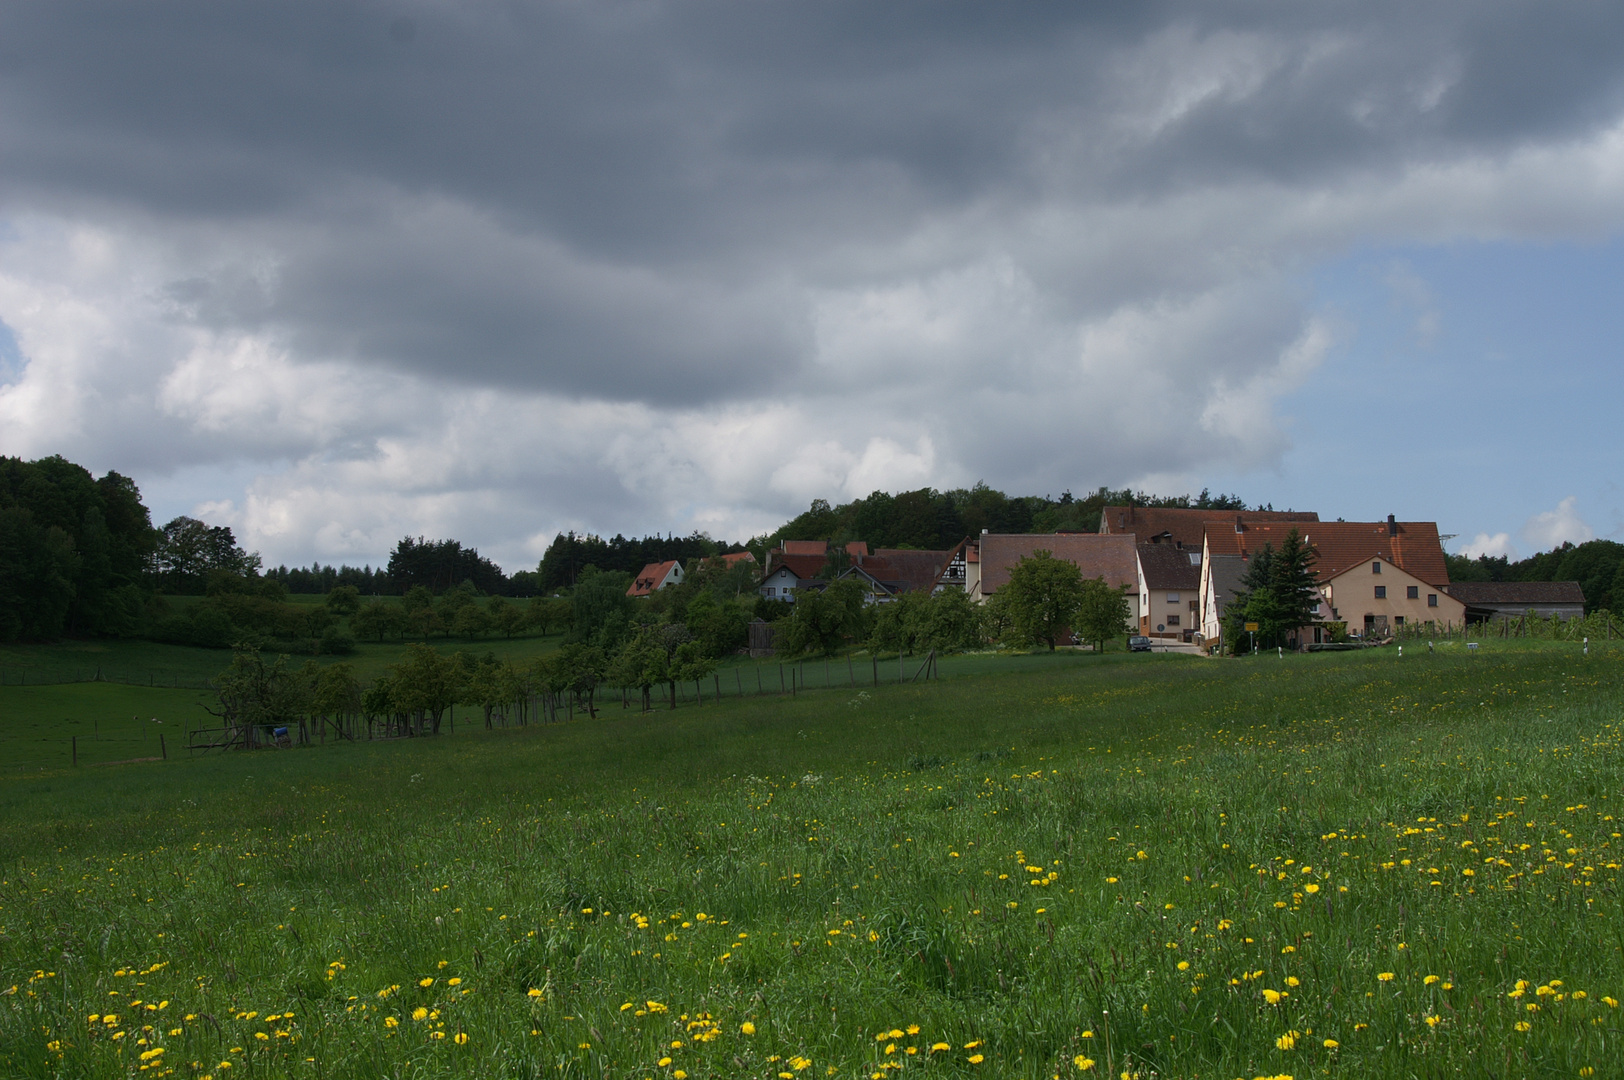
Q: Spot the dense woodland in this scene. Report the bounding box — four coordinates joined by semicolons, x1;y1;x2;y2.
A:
5;451;1622;648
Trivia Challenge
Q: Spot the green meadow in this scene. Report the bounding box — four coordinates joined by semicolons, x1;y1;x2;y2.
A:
2;639;1621;1078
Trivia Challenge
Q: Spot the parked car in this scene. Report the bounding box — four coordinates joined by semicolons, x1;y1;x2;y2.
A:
1128;635;1154;652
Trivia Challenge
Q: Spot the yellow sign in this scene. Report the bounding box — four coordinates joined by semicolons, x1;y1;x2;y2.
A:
1244;622;1259;631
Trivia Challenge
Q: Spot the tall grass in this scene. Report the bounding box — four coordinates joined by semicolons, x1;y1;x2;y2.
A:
1;642;1620;1077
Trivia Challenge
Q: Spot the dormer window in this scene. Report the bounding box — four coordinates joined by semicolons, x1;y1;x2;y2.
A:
1372;560;1382;574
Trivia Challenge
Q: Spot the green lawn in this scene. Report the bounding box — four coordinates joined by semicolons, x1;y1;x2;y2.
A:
1;640;1620;1078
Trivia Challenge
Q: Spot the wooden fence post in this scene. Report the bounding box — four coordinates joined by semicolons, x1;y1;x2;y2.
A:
160;733;167;760
72;736;77;766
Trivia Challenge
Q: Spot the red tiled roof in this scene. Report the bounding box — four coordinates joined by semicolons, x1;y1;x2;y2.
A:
716;551;757;567
627;560;680;598
978;534;1139;595
1206;520;1451;588
1101;506;1318;549
782;540;828;556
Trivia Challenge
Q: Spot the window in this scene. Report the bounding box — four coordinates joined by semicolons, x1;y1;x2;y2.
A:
1372;560;1382;574
1374;585;1387;599
1167;615;1180;626
1189;600;1198;612
1407;585;1419;600
1427;593;1438;607
1167;592;1179;602
1395;616;1405;627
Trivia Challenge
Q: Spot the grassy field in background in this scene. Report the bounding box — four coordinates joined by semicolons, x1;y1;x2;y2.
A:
3;640;1622;1078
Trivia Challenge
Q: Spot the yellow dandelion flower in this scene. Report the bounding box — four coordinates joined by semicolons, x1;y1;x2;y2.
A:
1074;1055;1096;1071
454;1032;469;1045
930;1042;950;1053
411;1008;428;1022
968;1054;985;1064
741;1022;756;1035
1378;972;1395;982
1323;1038;1338;1048
1275;1031;1297;1051
658;1057;672;1067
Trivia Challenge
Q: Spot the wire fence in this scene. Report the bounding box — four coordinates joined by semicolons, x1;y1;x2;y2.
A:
2;651;944;775
0;666;215;689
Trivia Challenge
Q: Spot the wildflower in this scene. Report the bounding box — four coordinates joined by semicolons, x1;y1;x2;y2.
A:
1424;975;1440;985
1177;961;1190;971
385;1017;399;1028
906;1024;920;1035
968;1054;985;1064
447;978;461;987
1604;997;1620;1009
1425;1015;1442;1028
1285;976;1300;987
674;1072;688;1079
1303;883;1319;894
889;1029;904;1039
658;1057;672;1067
1261;989;1283;1005
1514;1021;1531;1032
930;1043;950;1053
1075;1056;1096;1071
528;989;544;999
1378;972;1395;982
964;1041;982;1049
419;978;434;988
1323;1039;1338;1048
741;1022;756;1035
1275;1031;1297;1051
454;1033;469;1045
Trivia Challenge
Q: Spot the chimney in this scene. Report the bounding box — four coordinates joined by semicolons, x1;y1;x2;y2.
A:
1387;514;1397;536
1235;515;1244;533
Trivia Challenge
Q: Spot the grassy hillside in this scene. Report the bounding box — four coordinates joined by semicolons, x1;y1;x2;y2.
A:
1;641;1619;1078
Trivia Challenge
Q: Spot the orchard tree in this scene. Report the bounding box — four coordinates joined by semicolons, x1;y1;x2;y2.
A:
1001;550;1085;651
1075;577;1132;653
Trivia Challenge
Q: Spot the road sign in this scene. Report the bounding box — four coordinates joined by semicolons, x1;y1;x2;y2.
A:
1244;622;1259;631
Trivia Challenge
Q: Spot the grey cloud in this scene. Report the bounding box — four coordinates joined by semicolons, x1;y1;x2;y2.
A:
4;2;1624;566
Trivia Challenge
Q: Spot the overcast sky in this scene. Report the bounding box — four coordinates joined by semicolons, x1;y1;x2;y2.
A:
4;2;1624;570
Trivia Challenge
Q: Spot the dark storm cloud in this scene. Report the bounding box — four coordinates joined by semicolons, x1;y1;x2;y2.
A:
7;1;1624;403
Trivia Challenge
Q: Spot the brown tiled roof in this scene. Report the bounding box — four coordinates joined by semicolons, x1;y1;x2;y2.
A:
856;549;953;594
1137;542;1201;590
627;560;680;598
782;540;827;556
1445;581;1586;606
1206;520;1451;588
978;534;1139;595
1101;506;1318;549
764;553;827;582
717;551;757;567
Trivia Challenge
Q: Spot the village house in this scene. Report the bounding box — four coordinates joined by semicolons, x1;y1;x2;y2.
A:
626;560;684;598
971;532;1139;643
839;539;972;601
1136;541;1202;640
1200;516;1465;646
